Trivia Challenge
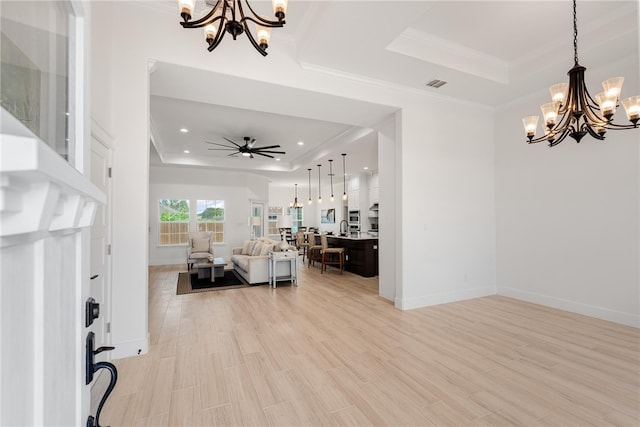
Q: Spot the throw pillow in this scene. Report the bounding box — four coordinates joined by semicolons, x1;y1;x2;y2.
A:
192;238;210;252
259;243;272;256
242;240;252;255
251;241;263;256
246;240;258;255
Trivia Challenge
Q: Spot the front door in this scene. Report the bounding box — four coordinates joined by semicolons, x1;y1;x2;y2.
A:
89;138;112;363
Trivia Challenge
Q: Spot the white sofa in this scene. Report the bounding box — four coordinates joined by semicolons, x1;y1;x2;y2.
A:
231;238;292;284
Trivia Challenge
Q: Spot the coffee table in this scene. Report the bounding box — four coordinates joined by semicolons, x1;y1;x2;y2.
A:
192;257;227;283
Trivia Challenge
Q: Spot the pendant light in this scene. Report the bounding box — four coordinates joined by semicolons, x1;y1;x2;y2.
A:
317;164;322;204
307;168;312;204
328;159;335;202
341;153;348;201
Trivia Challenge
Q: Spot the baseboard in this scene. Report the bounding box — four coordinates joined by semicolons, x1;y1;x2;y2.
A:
149;257;186;266
110;335;149;359
395;286;495;310
498;286;640;328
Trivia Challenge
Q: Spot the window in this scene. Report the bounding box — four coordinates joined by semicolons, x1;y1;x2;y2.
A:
197;200;224;243
268;206;283;237
159;199;189;245
289;207;303;232
1;1;73;163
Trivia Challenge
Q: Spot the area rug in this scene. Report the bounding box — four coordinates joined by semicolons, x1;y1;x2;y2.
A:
176;269;253;295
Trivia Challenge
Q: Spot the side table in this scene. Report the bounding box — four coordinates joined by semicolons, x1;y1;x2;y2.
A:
268;250;299;288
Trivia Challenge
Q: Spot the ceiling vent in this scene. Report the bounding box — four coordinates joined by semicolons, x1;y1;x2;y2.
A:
425;79;447;89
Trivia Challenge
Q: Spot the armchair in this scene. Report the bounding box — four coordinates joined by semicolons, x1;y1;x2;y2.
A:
186;231;215;269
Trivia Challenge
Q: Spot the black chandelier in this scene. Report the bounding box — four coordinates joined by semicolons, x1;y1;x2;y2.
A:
290;184;303;209
522;0;639;147
178;0;288;56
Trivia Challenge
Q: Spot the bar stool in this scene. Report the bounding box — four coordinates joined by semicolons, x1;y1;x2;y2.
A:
296;231;310;262
307;233;322;268
320;234;344;274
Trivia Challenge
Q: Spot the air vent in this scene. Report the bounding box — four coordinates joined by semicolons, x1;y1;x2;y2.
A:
426;79;447;88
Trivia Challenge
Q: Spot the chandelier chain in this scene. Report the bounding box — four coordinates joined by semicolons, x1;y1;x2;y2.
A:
573;0;579;65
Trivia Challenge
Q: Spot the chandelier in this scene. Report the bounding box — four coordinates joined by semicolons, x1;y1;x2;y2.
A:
178;0;288;56
290;184;303;209
522;0;639;147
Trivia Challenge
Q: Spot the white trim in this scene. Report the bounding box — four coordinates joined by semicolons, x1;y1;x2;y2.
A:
109;336;148;359
395;286;496;310
499;287;640;328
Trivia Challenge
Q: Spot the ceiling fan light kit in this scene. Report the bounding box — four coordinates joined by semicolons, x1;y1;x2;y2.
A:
178;0;288;56
522;0;639;147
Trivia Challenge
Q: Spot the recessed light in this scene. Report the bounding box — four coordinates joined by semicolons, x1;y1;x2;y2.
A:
184;150;190;154
297;141;304;146
180;128;189;133
275;158;281;161
363;166;369;170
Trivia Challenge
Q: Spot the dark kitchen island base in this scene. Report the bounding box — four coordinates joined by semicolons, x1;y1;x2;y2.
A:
326;236;378;277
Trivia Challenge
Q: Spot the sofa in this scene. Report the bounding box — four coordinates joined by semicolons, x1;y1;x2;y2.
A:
231;238;292;284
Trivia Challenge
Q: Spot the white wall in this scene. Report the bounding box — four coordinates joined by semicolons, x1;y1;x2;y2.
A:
397;100;497;309
149;166;269;264
92;1;500;357
495;54;640;327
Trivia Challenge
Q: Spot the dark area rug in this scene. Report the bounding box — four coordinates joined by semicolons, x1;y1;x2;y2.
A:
176;269;254;295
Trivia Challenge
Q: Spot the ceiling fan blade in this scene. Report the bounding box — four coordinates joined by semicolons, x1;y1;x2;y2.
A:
255;150;286;154
208;148;237;151
249;153;254;159
223;137;243;148
253;152;275;159
253;145;281;150
227;152;239;157
205;141;236;148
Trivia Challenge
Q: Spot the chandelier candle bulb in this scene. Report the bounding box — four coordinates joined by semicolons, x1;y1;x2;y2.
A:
178;0;195;18
522;116;539;137
602;77;624;100
622;96;640;123
550;83;569;106
256;25;271;49
540;103;558;128
204;24;217;41
595;92;617;118
272;0;288;20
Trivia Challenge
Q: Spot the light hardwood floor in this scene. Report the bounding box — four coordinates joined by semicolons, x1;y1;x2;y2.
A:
100;264;640;426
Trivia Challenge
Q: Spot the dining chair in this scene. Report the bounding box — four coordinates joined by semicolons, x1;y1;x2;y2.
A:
296;231;310;261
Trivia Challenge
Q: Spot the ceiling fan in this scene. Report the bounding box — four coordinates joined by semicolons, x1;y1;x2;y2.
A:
205;136;285;159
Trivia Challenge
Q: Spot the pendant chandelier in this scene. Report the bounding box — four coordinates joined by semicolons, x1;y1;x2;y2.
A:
307;168;312;204
328;159;335;202
290;184;303;209
522;0;639;147
317;164;322;204
177;0;288;56
342;153;347;201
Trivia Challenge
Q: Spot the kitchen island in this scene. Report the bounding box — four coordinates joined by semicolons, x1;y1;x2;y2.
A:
326;235;378;277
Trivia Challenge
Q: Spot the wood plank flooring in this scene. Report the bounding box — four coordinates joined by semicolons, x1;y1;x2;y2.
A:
99;264;640;426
